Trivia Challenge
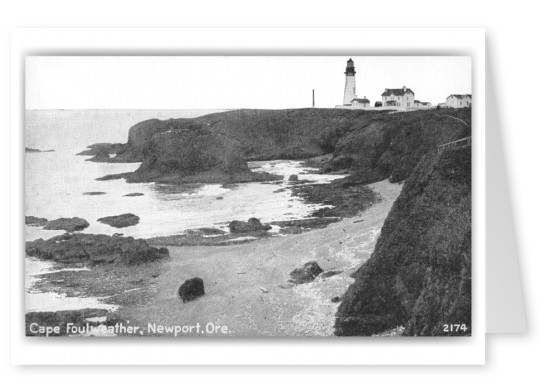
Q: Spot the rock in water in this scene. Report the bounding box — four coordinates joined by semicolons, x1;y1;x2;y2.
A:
25;216;48;226
25;147;54;153
123;192;144;197
83;191;106;195
289;174;299;182
289;261;324;284
25;233;168;266
178;278;205;302
97;213;140;228
44;217;89;232
228;217;271;233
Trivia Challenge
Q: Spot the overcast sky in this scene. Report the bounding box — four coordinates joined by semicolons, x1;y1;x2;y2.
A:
26;56;471;110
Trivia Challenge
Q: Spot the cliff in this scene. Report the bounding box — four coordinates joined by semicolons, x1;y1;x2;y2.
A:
334;147;471;336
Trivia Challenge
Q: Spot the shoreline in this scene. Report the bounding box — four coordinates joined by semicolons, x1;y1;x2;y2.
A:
26;179;403;337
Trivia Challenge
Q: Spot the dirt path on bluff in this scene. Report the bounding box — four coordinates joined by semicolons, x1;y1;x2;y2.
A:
119;180;403;337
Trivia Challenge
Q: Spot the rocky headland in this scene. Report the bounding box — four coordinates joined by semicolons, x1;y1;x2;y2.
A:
82;108;470;186
43;107;472;337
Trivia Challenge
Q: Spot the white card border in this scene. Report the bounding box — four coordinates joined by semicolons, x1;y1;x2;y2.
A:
10;27;485;365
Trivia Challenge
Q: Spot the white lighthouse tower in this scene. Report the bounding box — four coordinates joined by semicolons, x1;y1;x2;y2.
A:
343;58;357;105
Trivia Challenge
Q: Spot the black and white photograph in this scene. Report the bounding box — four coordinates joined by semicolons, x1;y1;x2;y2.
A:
23;55;472;338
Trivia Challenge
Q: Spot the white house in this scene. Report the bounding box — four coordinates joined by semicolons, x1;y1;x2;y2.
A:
381;86;415;108
446;94;472;108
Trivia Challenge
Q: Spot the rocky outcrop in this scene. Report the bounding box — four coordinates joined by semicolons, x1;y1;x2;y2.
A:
25;216;48;226
82;108;470;186
97;213;140;228
96;173;131;181
25;233;169;266
43;217;89;232
229;218;271;233
289;174;299;182
178;277;205;302
320;109;471;184
77;143;126;162
83;192;106;196
334;148;472;336
25;147;54;153
125;124;283;184
289;261;324;284
123;192;144;197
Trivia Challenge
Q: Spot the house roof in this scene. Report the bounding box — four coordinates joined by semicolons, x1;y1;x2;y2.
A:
447;94;472;99
382;87;414;96
352;97;370;102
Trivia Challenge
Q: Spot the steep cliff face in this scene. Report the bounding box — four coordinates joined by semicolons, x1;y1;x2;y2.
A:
334;147;471;336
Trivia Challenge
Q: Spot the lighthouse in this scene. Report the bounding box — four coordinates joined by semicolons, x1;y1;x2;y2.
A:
343;58;357;105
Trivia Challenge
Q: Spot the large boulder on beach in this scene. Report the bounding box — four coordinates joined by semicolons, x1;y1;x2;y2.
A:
44;217;89;232
178;278;205;302
25;233;168;266
25;216;48;226
97;213;140;228
229;218;271;233
289;261;324;284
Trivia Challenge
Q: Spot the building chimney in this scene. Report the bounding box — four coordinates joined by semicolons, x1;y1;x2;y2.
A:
403;86;407;91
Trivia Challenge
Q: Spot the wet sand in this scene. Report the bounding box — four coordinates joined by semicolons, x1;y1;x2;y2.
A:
119;180;403;337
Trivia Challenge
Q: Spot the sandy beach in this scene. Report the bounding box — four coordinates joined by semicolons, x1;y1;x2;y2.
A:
116;180;402;337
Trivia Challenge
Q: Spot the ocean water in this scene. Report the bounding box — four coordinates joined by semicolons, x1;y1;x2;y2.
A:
25;109;346;313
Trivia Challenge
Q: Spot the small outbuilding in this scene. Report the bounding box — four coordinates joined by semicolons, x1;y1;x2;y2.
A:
446;94;472;108
414;100;431;108
351;97;371;109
